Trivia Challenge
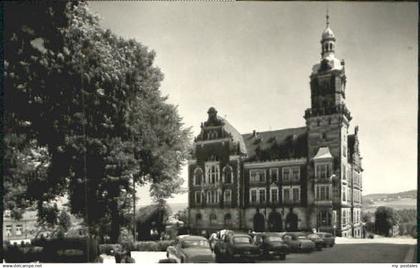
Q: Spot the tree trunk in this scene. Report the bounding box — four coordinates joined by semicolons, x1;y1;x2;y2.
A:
110;199;120;243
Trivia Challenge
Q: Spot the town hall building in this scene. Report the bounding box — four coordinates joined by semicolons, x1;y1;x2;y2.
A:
187;19;363;238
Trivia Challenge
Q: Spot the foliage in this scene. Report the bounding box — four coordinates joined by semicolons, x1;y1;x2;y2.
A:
4;1;191;243
38;203;59;228
174;208;188;224
98;244;122;255
374;206;400;237
395;209;417;224
58;210;72;232
361;211;374;223
130;240;175;251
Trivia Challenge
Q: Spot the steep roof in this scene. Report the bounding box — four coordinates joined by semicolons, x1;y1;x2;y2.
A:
241;127;307;161
313;147;333;160
219;116;247;155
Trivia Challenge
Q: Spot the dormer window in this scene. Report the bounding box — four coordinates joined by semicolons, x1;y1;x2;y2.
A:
250;169;266;183
269;168;279;183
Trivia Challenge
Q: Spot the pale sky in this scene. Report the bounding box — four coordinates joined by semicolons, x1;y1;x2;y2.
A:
89;1;417;205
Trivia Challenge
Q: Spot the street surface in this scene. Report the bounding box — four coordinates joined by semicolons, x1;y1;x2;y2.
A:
260;237;417;263
130;237;417;263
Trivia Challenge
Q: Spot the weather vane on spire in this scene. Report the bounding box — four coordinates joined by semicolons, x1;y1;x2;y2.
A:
326;6;330;27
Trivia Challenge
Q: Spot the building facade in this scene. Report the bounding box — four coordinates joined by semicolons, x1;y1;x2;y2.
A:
188;21;363;237
3;209;38;244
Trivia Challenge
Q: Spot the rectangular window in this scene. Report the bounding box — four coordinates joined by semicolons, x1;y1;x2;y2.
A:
259;170;266;182
292;188;300;202
283;168;290;182
195;191;201;204
224;190;232;203
271;188;278;203
5;210;11;217
259;189;266;203
250;189;257;203
342;164;346;180
15;225;23;236
317;185;330;200
270;168;279;183
283;188;290;201
320;165;327;178
342;210;346;227
342;186;346;202
6;225;12;236
316;164;330;179
250;169;266;183
292;167;300;181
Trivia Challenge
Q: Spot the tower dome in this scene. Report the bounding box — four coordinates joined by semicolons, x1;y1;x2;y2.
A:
321;27;335;41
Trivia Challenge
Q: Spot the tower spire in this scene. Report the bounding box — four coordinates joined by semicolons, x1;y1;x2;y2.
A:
326;7;330;27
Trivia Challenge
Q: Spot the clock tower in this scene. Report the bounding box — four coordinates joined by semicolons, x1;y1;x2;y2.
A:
304;15;354;237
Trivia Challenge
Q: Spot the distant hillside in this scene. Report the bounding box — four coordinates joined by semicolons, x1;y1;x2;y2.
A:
363;190;417;201
363;190;416;212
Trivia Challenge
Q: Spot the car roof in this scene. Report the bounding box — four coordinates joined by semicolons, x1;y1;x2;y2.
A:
316;232;332;235
177;235;207;241
232;234;251;238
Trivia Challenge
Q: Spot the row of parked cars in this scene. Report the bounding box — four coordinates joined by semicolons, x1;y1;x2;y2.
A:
166;230;335;263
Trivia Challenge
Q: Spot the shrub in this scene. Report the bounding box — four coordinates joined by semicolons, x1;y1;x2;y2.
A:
3;244;44;263
157;240;176;251
131;241;159;251
130;240;175;251
99;244;123;255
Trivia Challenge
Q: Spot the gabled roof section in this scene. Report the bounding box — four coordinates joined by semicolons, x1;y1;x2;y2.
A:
313;146;333;160
241;127;307;162
220;116;247;155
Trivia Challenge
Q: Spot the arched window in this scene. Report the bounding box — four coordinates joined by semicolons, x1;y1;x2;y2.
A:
210;214;217;225
196;213;202;225
206;162;220;184
224;213;232;227
207;130;218;140
223;166;233;184
194;168;203;185
329;43;333;50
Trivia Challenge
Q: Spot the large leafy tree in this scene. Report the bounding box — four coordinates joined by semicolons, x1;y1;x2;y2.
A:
4;1;191;242
374;206;400;237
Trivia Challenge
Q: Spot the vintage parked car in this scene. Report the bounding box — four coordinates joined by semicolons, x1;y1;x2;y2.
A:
280;232;315;253
316;232;335;247
166;235;215;263
305;233;324;250
214;233;260;262
252;232;289;260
